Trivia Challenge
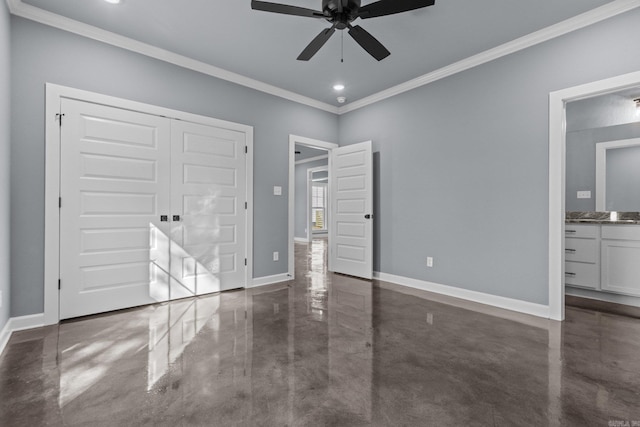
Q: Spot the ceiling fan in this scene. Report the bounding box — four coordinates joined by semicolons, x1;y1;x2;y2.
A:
251;0;435;61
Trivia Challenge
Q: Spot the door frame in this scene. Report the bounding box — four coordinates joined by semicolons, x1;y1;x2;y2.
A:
44;83;254;325
548;70;640;321
288;135;338;278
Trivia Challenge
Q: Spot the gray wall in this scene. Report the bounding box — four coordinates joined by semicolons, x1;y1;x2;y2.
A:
294;158;328;239
10;17;338;317
566;122;640;211
338;8;640;305
0;0;10;330
607;145;640;211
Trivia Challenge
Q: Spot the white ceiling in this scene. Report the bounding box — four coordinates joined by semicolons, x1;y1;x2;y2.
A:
14;0;627;109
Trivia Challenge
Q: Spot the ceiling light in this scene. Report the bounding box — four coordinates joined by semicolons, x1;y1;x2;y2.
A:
337;96;346;104
104;0;121;4
333;84;345;92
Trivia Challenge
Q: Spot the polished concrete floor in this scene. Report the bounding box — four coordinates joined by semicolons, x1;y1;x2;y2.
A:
1;239;640;426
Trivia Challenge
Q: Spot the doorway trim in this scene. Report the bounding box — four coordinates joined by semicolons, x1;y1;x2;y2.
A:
44;83;254;325
548;70;640;321
288;135;338;278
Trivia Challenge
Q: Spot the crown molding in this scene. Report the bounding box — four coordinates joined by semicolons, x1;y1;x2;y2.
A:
7;0;640;116
6;0;339;114
338;0;640;114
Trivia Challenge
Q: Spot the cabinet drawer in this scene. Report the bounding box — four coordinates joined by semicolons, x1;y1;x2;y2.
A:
565;237;598;263
601;225;640;241
565;224;599;239
565;261;599;289
601;240;640;297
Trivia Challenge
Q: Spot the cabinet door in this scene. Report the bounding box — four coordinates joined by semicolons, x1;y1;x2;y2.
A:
601;240;640;297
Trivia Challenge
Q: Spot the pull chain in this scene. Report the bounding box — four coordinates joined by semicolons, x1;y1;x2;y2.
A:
341;31;344;63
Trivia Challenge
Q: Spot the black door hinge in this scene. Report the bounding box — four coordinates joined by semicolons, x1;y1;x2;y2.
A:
245;202;247;210
244;258;247;266
58;279;61;290
59;197;62;208
245;146;248;154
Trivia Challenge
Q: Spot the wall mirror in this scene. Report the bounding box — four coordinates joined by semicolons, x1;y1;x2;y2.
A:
565;86;640;212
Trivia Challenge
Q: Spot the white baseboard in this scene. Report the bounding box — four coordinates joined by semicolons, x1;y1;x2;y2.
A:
374;272;550;319
0;313;46;356
294;237;309;244
0;319;12;358
249;273;292;288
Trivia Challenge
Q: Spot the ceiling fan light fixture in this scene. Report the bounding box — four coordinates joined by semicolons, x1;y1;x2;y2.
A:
337;96;347;104
333;84;345;91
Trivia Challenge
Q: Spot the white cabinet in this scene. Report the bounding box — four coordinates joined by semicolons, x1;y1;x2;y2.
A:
565;224;600;290
601;225;640;297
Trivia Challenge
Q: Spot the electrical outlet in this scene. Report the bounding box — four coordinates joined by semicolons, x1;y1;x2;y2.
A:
273;251;279;262
577;190;591;199
273;186;282;196
426;313;434;325
426;257;434;268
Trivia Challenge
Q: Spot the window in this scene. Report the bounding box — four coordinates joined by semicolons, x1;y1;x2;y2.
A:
311;183;327;231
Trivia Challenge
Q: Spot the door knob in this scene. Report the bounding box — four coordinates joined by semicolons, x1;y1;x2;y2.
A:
160;215;168;222
364;214;372;219
173;215;181;221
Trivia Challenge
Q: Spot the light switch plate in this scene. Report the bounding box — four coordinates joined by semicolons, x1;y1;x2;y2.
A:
273;186;282;196
577;190;591;199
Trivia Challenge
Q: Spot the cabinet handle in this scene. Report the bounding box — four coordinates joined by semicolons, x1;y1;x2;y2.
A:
565;272;576;276
565;248;576;252
566;229;577;233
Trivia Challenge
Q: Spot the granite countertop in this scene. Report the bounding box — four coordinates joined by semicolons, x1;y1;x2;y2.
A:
566;211;640;224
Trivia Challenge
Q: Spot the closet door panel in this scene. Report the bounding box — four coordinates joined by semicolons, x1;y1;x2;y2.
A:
59;99;171;319
169;120;247;297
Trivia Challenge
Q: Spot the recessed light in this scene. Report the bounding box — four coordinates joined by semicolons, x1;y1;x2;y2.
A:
104;0;121;4
333;84;345;92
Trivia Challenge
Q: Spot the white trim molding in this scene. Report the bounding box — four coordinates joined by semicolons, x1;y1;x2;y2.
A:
250;273;292;288
6;0;338;114
338;0;640;114
374;272;550;319
0;313;46;356
548;70;640;322
8;0;640;115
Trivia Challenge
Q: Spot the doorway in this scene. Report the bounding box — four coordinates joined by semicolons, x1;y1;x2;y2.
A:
288;135;337;278
548;70;640;321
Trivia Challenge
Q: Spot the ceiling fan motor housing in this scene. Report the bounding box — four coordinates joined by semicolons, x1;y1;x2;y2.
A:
323;0;361;28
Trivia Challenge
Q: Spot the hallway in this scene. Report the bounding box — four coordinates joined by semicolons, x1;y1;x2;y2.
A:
1;239;639;426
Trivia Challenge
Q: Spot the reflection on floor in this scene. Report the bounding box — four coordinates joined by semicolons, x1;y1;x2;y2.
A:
1;238;640;425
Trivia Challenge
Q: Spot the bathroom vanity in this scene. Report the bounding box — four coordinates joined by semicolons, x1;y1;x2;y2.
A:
565;212;640;298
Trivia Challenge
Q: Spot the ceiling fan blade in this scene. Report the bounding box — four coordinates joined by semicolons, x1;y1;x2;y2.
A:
358;0;435;19
297;25;337;61
251;1;325;18
347;25;390;61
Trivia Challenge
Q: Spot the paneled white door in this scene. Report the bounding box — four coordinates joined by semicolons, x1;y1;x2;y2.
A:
169;120;247;298
329;141;373;279
59;99;248;319
59;99;172;319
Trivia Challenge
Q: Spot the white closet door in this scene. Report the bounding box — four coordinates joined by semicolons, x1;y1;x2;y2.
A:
169;120;247;296
330;141;373;280
59;99;171;319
